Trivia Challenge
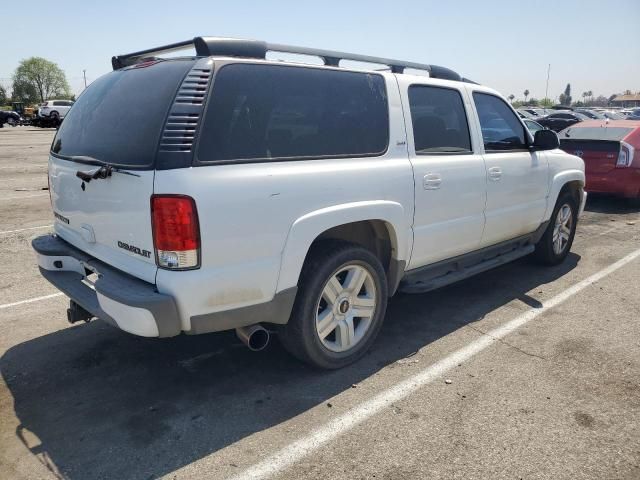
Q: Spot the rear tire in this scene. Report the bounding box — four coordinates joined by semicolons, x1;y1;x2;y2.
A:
279;240;388;369
533;192;578;265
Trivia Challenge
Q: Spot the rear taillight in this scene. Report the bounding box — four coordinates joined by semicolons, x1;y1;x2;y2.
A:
151;195;200;270
616;141;635;168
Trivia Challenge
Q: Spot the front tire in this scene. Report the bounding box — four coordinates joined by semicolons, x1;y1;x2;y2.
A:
279;241;388;369
534;192;578;265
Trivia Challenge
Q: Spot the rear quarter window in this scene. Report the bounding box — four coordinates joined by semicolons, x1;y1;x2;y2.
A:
196;64;389;163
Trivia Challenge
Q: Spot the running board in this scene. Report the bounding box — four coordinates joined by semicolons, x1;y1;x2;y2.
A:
399;242;536;294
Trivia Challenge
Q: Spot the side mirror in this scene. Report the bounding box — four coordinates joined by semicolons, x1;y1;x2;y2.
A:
532;129;559;150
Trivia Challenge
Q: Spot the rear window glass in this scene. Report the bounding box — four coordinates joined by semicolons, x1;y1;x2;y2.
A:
559;126;634;141
197;64;388;162
408;85;471;153
51;59;194;167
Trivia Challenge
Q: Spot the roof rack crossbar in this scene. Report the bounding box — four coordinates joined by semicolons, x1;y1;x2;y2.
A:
112;36;470;83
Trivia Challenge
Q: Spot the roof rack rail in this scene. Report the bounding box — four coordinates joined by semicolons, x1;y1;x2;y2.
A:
112;36;475;83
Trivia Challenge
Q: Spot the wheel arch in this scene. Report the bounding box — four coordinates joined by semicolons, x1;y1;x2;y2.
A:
275;201;410;296
543;170;585;222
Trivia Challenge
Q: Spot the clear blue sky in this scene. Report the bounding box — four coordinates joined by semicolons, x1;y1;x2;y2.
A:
2;0;639;101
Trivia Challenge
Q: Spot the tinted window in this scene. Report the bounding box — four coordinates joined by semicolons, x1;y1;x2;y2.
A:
51;60;193;167
197;64;388;162
408;85;471;154
473;92;526;151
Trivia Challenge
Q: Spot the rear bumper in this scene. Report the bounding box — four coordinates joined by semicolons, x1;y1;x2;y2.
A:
585;168;640;198
32;235;181;337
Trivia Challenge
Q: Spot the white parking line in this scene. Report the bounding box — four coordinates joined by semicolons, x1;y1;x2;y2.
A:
0;293;64;310
232;247;640;480
0;224;52;235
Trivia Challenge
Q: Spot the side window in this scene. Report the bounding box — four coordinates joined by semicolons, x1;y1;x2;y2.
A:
53;101;64;106
408;85;472;154
197;64;389;162
473;92;527;151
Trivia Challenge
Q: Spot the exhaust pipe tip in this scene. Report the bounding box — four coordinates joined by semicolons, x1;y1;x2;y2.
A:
236;324;270;352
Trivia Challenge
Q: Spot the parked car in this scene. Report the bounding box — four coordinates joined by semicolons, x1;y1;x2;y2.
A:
575;109;605;120
524;119;545;134
559;120;640;203
537;111;589;132
517;109;536;120
521;108;545;117
0;110;21;127
626;108;640;120
32;37;586;369
38;99;74;120
601;110;625;120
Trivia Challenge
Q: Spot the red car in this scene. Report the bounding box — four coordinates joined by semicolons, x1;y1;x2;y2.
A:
559;120;640;202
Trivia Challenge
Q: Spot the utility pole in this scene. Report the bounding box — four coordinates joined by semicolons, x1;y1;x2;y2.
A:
545;63;550;101
83;70;87;89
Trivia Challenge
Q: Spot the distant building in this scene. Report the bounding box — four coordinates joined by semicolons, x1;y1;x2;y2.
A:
610;93;640;108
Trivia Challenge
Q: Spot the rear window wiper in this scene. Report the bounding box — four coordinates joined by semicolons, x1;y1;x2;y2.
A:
72;156;141;182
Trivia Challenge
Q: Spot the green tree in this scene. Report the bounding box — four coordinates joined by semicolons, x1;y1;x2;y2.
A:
0;85;7;105
508;94;515;104
540;98;553;107
592;95;608;107
12;57;71;104
523;89;529;103
559;83;572;106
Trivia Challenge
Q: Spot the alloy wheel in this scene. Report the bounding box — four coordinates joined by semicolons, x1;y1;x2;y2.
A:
552;204;573;255
315;264;377;353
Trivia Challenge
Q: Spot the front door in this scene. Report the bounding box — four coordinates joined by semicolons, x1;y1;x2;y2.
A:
469;91;549;247
397;78;487;269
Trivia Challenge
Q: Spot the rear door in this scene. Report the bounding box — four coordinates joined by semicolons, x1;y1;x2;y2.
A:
48;59;196;283
397;77;486;268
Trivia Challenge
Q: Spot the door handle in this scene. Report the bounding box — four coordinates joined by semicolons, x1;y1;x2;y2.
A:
488;166;502;181
423;173;442;190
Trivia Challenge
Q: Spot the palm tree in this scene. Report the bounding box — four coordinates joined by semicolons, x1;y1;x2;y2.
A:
582;91;588;105
523;89;529;103
587;90;593;104
508;94;515;104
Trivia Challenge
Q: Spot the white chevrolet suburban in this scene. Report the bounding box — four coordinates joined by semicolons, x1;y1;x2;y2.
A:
33;37;586;369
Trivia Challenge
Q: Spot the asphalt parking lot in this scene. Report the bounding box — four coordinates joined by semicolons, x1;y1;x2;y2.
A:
0;127;639;480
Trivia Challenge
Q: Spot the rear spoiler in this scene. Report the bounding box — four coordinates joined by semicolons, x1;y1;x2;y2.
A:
111;36;476;84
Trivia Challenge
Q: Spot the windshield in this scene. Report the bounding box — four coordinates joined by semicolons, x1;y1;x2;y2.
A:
51;59;194;168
